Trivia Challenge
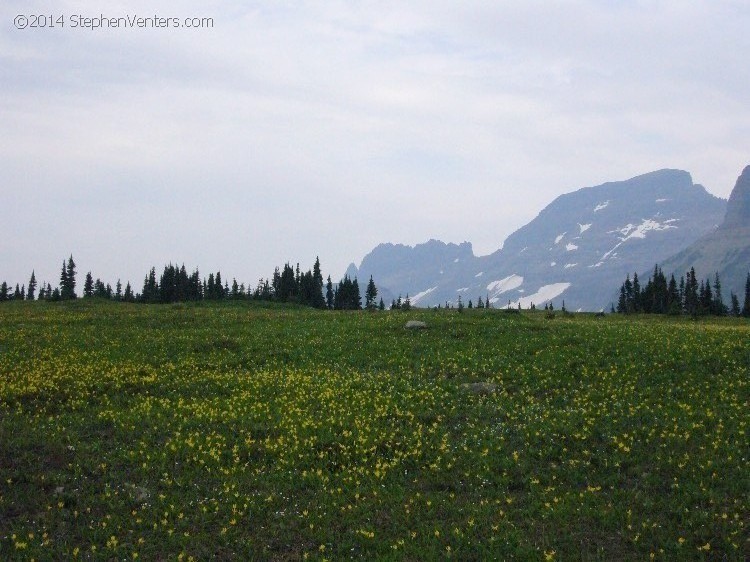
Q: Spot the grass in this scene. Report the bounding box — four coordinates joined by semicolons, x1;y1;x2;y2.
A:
0;300;748;560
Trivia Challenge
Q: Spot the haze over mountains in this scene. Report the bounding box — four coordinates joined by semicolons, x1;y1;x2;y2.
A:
347;168;742;311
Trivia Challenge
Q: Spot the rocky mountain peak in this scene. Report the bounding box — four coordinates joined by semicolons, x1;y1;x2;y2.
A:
721;165;750;230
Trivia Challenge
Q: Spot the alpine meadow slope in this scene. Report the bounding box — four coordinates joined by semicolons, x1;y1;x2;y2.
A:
349;169;728;310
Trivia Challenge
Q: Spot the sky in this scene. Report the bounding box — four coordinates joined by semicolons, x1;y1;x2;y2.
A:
2;1;749;292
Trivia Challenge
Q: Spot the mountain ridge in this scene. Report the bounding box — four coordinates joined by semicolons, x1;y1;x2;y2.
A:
349;169;729;310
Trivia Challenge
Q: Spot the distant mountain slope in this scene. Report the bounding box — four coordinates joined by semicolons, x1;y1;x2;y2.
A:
349;169;727;310
660;165;750;298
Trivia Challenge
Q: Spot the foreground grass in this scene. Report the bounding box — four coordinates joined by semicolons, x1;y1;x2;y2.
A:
0;301;748;560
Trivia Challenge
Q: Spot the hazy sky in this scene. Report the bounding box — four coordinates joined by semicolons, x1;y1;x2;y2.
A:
2;1;748;292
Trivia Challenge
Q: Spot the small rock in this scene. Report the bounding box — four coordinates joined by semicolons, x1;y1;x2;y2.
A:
405;320;427;329
53;486;65;496
461;382;500;395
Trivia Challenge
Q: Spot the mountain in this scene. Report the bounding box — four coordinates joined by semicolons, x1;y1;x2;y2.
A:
348;169;727;310
660;165;750;299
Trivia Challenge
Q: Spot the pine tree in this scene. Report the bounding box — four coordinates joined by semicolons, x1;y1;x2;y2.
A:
115;279;122;301
457;295;463;313
742;272;750;318
0;281;8;302
14;284;22;300
378;298;385;311
402;294;411;311
27;271;37;301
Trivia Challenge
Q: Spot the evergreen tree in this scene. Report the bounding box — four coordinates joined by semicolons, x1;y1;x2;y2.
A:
65;255;77;299
365;276;378;311
352;278;362;309
27;271;37;301
457;295;464;313
378;298;385;311
115;279;122;301
467;299;473;309
730;292;741;316
743;272;750;318
84;272;94;298
632;272;641;312
13;284;22;300
325;276;334;310
684;268;699;316
712;272;726;316
215;272;224;299
59;260;69;300
402;294;411;311
124;282;134;302
312;257;326;309
617;284;627;313
667;274;680;314
0;281;8;302
477;296;484;309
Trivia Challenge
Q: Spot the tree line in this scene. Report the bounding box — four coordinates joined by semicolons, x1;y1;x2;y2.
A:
0;255;382;311
616;265;750;317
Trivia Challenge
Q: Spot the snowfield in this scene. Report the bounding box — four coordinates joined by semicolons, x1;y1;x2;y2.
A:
509;282;571;308
410;286;437;305
486;274;523;296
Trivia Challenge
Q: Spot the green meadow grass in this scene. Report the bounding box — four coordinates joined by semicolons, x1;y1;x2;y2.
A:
0;300;748;560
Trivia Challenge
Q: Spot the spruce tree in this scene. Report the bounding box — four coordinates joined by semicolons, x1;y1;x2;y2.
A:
730;292;740;316
59;260;69;300
378;297;385;311
365;276;378;310
27;271;37;301
325;276;334;310
712;272;725;316
65;255;77;299
84;272;94;298
0;281;8;302
742;272;750;318
312;257;326;309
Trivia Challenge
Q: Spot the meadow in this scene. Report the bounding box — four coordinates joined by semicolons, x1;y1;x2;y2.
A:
0;300;747;560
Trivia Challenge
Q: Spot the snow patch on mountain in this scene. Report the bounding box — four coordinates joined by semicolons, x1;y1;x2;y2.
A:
594;201;609;212
564;263;578;269
598;218;680;264
578;223;592;234
566;243;578;251
410;287;437;305
656;198;669;203
510;283;571;308
486;274;523;295
551;262;556;267
475;272;483;277
554;233;566;244
456;287;469;292
610;218;678;242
